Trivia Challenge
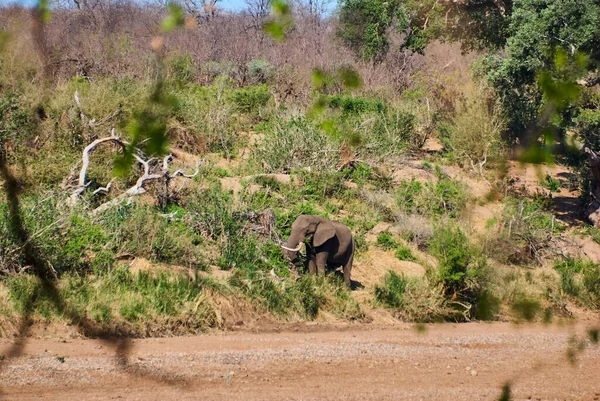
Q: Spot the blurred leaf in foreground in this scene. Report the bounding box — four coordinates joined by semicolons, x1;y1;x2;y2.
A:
588;328;599;344
37;0;52;23
497;382;511;401
161;3;185;32
263;0;294;42
338;67;362;90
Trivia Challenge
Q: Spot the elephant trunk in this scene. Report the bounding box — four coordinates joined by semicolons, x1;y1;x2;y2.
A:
282;233;305;260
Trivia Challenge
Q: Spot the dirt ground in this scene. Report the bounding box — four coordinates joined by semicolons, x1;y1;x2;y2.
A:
1;322;599;401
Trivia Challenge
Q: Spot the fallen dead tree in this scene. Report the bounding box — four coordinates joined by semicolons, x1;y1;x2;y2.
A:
65;129;203;214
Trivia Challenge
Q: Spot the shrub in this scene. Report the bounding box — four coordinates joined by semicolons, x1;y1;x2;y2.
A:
246;59;274;84
429;225;488;318
490;197;565;265
441;82;506;171
395;173;467;218
121;205;205;270
0;90;38;162
6;269;221;335
199;60;237;82
374;271;450;322
253;117;340;173
358;107;417;155
328;94;385;115
374;271;408;308
297;170;347;200
554;257;600;309
540;173;561;192
230;271;363;320
173;78;237;156
167;52;196;85
229;84;271;115
395;245;416;262
376;232;398;249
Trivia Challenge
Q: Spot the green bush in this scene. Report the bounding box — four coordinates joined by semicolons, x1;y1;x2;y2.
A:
328;94;385;115
540;173;561;192
490;197;565;265
360;107;416;154
395;245;416;262
297;170;347;200
376;232;398;249
121;205;205;269
555;257;600;309
395;173;466;218
374;270;450;322
199;60;237;81
0;90;38;161
229;84;271;115
374;271;408;308
246;59;274;84
172;79;237;155
167;52;196;84
231;271;362;320
440;81;506;169
253;117;340;173
429;225;488;318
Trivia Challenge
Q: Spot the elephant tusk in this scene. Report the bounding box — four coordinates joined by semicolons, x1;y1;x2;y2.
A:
280;243;303;252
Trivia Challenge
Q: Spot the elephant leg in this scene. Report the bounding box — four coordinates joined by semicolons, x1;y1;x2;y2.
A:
343;246;354;288
315;252;328;276
307;257;317;275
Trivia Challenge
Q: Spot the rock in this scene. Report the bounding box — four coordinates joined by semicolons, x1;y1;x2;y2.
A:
470;370;478;377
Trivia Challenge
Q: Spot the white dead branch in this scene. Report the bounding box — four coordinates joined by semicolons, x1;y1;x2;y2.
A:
67;129;128;205
66;130;204;213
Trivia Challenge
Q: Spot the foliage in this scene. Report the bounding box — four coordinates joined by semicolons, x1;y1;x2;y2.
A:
229;84;271;115
5;269;220;335
394;172;467;218
441;81;507;170
246;59;274;84
0;90;37;155
490;196;564;265
253;117;339;173
376;232;397;249
429;225;488;318
374;270;408;308
395;245;416;262
554;257;600;309
327;94;385;115
374;270;450;322
540;173;561;192
478;0;600;140
337;0;398;61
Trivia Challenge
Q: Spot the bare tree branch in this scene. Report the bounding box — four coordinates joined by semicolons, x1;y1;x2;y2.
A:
68;130;128;204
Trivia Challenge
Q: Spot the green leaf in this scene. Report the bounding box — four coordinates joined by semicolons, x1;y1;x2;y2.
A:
264;0;293;42
37;0;52;23
307;95;328;119
338;67;362;89
497;383;511;401
271;0;290;15
161;3;185;32
311;69;326;87
263;21;286;42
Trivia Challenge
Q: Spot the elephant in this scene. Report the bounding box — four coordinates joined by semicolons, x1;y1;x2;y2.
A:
281;215;354;288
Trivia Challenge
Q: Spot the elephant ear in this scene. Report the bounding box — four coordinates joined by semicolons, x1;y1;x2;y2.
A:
313;222;336;247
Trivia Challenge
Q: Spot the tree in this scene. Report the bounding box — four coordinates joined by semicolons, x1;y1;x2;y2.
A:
337;0;398;61
478;0;600;140
337;0;511;62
